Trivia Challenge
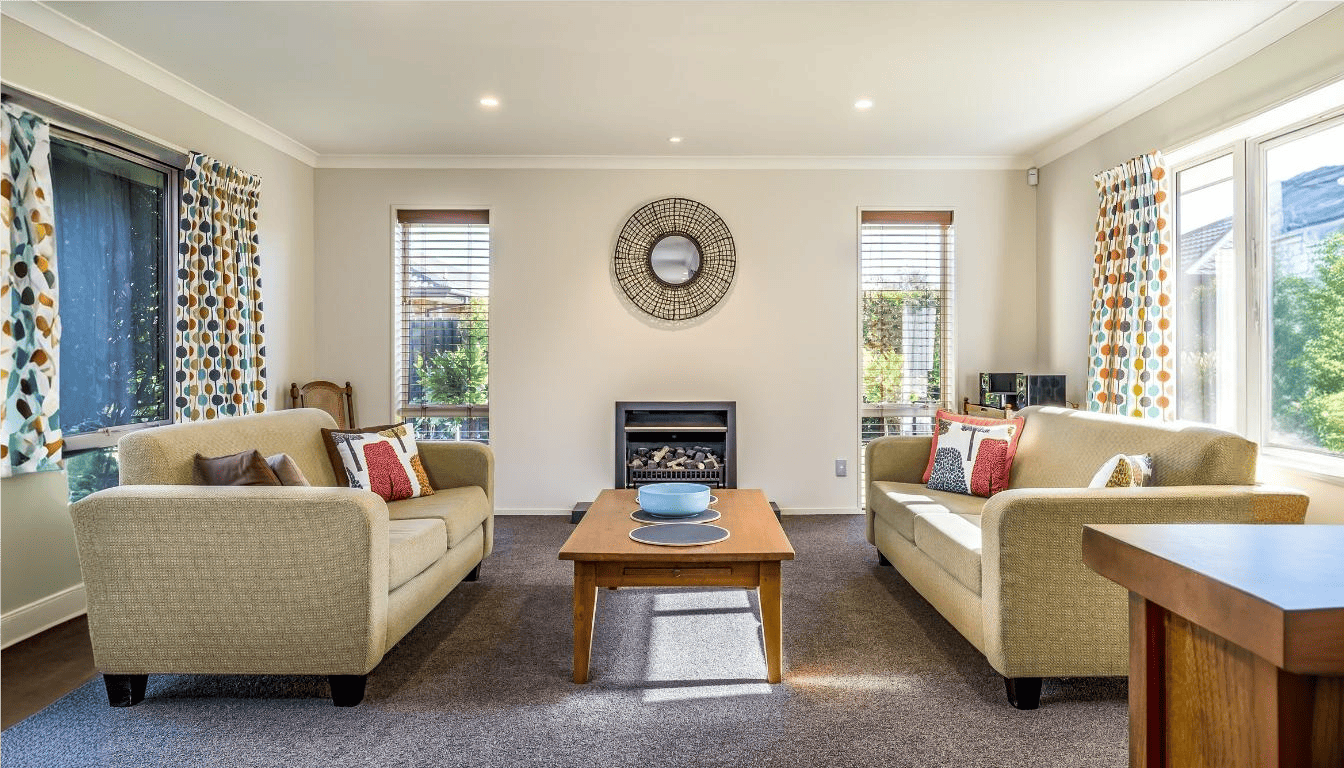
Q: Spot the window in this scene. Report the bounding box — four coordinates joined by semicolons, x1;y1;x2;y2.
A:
394;209;490;442
1263;118;1344;457
52;134;177;500
859;210;955;445
1171;91;1344;466
4;87;183;502
1174;154;1239;427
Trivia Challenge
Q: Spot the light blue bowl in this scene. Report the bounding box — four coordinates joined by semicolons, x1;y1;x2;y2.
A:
638;483;712;517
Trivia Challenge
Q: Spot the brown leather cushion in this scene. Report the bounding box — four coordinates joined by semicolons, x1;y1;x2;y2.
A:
320;423;400;484
265;453;311;486
194;449;281;486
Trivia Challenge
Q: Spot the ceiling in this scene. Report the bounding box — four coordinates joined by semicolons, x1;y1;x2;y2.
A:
10;1;1339;165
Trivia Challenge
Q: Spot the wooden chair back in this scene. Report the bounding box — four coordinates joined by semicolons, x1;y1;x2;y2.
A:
289;381;357;430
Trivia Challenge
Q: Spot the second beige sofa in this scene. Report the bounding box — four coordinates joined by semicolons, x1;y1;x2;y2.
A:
865;406;1308;708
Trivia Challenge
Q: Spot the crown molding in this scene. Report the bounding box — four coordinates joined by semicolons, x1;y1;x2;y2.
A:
1030;1;1340;167
316;154;1031;171
2;1;319;166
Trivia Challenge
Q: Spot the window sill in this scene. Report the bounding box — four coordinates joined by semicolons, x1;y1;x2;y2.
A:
1258;447;1344;488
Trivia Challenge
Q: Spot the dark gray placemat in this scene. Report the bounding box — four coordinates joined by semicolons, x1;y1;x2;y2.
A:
631;508;721;525
628;523;730;546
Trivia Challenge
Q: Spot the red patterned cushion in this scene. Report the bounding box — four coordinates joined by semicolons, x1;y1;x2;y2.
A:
923;409;1024;497
323;423;435;502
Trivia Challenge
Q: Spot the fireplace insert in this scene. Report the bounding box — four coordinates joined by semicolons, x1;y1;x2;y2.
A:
615;401;736;488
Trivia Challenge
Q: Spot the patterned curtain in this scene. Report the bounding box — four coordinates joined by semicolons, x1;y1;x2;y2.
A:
1;104;62;477
174;152;267;421
1087;152;1174;419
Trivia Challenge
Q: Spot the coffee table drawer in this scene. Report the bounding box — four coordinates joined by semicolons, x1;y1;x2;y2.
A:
595;561;761;588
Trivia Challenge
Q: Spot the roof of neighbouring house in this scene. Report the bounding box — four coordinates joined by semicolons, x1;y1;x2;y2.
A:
1179;217;1233;276
1279;164;1344;232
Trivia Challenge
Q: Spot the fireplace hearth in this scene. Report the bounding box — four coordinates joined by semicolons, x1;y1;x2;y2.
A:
615;401;736;489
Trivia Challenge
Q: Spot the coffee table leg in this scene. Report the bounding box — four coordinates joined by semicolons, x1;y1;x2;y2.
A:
759;560;783;683
573;561;598;683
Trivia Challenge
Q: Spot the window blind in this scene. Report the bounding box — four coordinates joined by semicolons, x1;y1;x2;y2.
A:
859;210;955;443
394;209;490;442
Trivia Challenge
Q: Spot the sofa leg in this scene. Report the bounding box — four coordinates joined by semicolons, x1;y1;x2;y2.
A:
1004;676;1042;710
104;674;148;707
877;551;892;567
329;674;367;707
463;563;481;582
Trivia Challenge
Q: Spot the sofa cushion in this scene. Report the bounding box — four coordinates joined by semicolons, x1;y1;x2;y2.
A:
324;423;436;502
319;422;399;481
193;450;281;486
922;410;1024;496
388;518;447;591
870;480;987;541
1010;406;1258;488
1089;453;1154;488
912;512;983;595
387;485;491;549
265;453;311;486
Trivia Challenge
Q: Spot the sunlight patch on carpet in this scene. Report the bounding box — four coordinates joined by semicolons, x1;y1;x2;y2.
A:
786;674;916;692
652;590;752;612
642;683;773;703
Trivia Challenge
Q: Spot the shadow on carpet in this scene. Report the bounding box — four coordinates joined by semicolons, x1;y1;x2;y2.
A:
0;515;1127;767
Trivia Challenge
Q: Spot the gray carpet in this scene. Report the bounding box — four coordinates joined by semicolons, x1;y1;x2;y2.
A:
1;515;1127;767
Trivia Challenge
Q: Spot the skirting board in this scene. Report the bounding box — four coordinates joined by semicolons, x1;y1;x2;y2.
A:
496;507;860;516
2;583;87;649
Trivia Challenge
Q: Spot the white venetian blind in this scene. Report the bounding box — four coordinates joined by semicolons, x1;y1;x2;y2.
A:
860;210;955;443
394;209;491;442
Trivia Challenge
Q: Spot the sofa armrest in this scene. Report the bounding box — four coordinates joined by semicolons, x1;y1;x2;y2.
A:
864;435;933;487
70;485;390;675
977;484;1308;678
418;440;494;504
863;436;934;543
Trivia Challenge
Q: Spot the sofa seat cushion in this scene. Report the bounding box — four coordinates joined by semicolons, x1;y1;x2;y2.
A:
870;480;987;541
388;518;447;591
387;486;491;549
912;512;983;596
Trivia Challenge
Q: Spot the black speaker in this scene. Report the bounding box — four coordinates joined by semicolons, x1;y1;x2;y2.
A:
980;372;1020;398
980;372;1022;409
1017;374;1066;407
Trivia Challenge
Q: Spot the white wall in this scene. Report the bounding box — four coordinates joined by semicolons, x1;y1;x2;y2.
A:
1035;7;1344;522
0;20;317;628
315;168;1037;514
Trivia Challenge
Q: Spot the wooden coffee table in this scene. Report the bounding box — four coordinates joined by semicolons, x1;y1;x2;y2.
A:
558;488;795;684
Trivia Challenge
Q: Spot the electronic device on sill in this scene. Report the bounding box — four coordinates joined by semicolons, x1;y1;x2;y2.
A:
968;372;1068;416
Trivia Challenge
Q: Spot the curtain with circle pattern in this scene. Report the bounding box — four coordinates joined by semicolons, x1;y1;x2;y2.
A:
174;152;267;421
1087;152;1174;420
1;103;63;477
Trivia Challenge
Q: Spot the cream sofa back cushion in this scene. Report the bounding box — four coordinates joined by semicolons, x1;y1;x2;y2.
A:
1008;406;1258;489
119;409;341;488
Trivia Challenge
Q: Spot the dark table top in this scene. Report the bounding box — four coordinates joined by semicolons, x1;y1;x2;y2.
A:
1083;523;1344;674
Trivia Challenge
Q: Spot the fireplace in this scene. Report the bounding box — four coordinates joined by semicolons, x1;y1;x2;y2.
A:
615;401;736;488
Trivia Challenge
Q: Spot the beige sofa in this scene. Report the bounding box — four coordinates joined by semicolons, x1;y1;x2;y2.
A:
864;406;1308;709
70;408;493;707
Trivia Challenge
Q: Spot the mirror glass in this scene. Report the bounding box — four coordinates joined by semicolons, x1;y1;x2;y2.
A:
649;235;702;285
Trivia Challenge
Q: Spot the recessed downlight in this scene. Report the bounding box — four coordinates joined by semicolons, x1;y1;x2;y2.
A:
669;136;683;144
479;96;500;108
854;98;874;110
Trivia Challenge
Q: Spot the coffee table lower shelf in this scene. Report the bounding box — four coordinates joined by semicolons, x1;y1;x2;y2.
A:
570;558;783;684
